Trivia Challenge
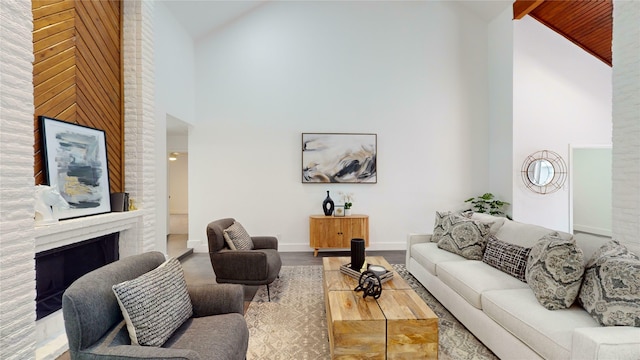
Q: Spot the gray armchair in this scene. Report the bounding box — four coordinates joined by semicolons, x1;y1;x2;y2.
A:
62;251;248;360
206;218;282;301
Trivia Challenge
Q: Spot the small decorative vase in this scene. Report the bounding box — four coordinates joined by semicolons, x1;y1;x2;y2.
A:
322;191;334;216
345;208;352;216
351;238;366;272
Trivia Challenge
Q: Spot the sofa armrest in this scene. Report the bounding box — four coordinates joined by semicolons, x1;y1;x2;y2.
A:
251;236;278;250
188;284;244;317
406;233;432;267
81;344;201;359
571;327;640;360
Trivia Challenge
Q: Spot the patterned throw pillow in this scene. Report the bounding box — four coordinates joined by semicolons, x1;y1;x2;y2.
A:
436;215;492;260
578;241;640;326
223;221;254;250
482;235;531;282
112;258;193;346
432;211;452;243
525;233;585;310
432;210;473;243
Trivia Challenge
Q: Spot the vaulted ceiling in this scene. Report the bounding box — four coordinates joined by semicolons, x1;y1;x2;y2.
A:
513;0;612;66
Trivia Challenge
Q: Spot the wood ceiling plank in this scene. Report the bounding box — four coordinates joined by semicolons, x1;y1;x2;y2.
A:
513;0;544;20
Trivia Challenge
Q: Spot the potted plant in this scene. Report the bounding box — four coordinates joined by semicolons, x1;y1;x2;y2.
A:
339;192;354;215
464;193;511;218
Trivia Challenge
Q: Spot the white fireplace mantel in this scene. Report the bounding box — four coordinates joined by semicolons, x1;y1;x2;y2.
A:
35;210;144;254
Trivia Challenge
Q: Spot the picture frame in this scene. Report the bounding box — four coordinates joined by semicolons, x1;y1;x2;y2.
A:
40;116;111;220
334;205;345;217
302;133;377;183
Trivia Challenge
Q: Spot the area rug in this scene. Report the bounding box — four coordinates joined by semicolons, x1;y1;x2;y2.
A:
245;264;499;360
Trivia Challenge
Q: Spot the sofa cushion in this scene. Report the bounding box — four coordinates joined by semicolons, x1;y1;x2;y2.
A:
526;233;585;310
482;288;599;360
112;258;193;346
410;242;466;275
164;313;249;359
579;240;640;327
432;211;452;243
437;261;530;309
437;215;493;260
223;221;254;250
494;219;572;248
470;212;506;234
482;235;531;282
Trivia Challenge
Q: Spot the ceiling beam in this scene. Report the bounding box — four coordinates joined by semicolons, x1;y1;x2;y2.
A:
513;0;544;20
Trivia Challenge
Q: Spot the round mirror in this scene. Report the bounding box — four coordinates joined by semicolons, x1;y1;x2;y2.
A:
521;150;567;194
527;159;555;186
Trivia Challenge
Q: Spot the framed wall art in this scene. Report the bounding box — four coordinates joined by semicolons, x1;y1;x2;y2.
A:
40;116;111;220
302;133;377;183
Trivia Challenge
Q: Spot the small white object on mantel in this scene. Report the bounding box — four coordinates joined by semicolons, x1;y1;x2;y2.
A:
34;185;69;226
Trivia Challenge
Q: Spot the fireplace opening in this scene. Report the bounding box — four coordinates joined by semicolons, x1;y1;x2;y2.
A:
35;233;119;320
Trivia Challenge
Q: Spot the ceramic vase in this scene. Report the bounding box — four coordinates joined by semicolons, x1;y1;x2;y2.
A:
322;191;334;216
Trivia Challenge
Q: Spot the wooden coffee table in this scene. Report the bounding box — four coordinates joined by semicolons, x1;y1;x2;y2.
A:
322;256;438;359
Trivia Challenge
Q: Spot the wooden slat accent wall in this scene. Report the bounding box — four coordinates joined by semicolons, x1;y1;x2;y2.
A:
33;0;123;192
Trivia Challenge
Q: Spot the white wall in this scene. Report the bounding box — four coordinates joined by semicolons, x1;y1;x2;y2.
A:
154;2;197;239
488;7;514;209
188;1;491;252
513;16;612;232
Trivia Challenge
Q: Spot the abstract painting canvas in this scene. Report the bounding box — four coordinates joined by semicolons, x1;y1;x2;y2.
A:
40;116;111;220
302;133;377;183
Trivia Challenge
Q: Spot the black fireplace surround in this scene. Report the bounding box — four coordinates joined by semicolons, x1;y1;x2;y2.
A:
35;233;119;320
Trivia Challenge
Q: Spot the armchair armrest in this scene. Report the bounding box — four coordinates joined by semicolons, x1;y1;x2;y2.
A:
406;233;432;266
251;236;278;250
82;344;200;359
211;250;270;280
188;284;244;317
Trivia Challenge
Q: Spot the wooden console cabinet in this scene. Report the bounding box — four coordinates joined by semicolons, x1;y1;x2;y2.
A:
309;215;369;256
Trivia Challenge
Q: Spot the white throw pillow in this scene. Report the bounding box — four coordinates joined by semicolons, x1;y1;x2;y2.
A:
112;257;193;346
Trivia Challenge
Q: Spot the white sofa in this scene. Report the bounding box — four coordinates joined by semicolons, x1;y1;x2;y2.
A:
406;213;640;360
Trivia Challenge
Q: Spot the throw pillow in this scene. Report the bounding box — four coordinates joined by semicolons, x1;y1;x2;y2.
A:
432;210;473;243
578;240;640;326
525;233;585;310
482;235;531;282
432;211;451;243
436;215;492;260
112;257;193;346
223;221;254;250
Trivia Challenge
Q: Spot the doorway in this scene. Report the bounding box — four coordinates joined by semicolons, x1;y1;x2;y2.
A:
167;115;191;258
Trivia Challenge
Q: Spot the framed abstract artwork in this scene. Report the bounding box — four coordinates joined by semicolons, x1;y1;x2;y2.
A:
302;133;377;183
40;116;111;220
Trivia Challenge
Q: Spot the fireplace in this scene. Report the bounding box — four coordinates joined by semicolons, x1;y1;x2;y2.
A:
35;233;119;320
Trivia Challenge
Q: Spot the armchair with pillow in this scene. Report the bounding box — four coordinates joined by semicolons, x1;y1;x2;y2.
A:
62;251;249;360
206;218;282;301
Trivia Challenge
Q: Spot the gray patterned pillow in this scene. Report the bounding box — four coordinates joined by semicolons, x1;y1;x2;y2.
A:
578;241;640;326
432;210;472;243
436;215;492;260
525;233;585;310
432;211;451;243
223;221;254;250
483;235;531;282
112;257;193;346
